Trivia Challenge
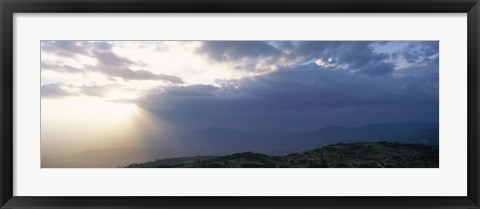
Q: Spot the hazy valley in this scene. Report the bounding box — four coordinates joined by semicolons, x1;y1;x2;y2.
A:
42;122;438;168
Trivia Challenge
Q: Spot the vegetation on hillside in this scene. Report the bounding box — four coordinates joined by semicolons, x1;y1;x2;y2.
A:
126;142;439;168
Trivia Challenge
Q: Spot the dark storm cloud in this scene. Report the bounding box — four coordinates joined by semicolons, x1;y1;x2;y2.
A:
382;41;439;78
197;41;282;62
159;85;219;97
41;41;183;83
139;60;439;131
281;41;400;76
196;41;402;76
401;41;439;63
359;62;395;76
42;41;439;130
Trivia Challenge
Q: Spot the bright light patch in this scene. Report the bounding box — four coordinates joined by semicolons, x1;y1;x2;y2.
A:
106;90;140;100
314;58;337;68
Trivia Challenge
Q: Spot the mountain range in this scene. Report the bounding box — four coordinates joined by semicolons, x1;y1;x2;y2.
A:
127;141;439;168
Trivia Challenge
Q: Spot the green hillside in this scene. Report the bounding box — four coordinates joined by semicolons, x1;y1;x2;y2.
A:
126;142;439;168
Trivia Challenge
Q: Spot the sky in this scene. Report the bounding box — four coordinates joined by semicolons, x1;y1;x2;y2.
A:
40;41;439;167
41;41;439;132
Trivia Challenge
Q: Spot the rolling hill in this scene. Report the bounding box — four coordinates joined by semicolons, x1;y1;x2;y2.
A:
127;141;439;168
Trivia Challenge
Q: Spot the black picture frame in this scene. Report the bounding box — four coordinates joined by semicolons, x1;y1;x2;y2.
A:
1;0;479;208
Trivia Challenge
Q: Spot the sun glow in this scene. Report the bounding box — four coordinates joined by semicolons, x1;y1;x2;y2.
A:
106;90;140;100
103;101;138;119
40;96;168;167
41;97;141;144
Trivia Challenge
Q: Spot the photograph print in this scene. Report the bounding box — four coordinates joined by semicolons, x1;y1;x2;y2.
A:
40;41;439;168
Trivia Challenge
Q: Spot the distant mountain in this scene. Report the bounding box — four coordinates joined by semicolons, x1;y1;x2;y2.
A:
126;141;439;168
170;122;438;156
300;122;439;144
187;126;271;142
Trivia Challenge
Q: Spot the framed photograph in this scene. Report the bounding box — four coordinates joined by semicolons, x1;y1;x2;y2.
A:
1;0;479;208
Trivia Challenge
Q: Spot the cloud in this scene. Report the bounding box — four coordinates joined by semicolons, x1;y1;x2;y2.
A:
95;65;183;83
196;41;291;73
41;83;143;100
371;41;439;72
41;61;84;74
197;41;282;62
41;83;76;98
156;85;219;97
90;43;135;67
139;62;438;131
314;58;338;69
40;41;439;132
40;81;127;99
358;62;395;76
401;42;439;63
79;84;114;97
41;41;87;57
195;41;430;78
41;41;183;83
293;41;398;76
